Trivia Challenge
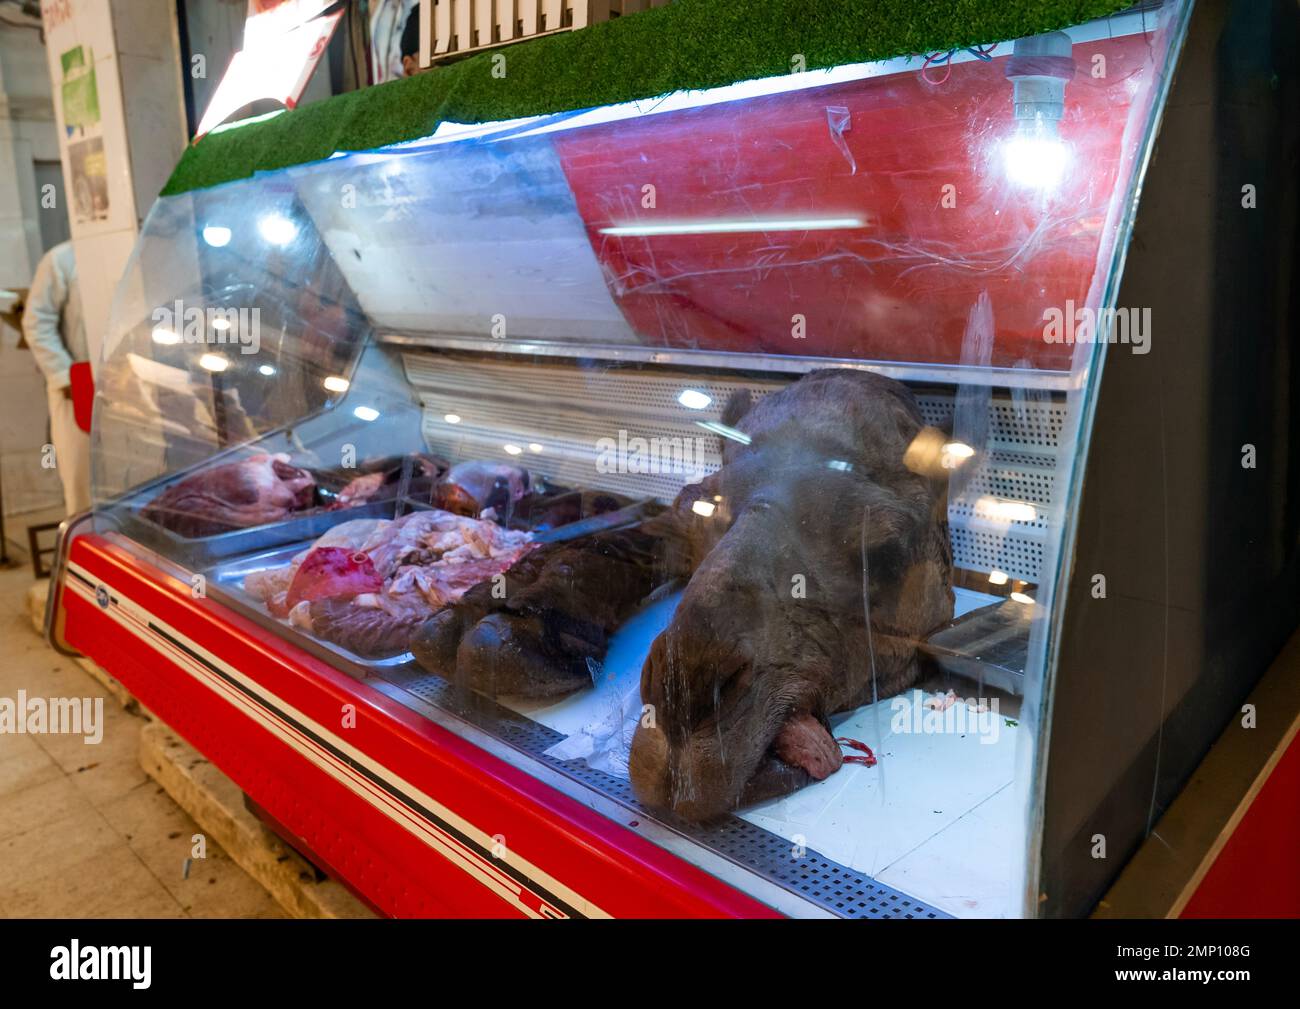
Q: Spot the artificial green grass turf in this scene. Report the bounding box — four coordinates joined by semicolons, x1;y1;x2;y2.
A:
162;0;1131;196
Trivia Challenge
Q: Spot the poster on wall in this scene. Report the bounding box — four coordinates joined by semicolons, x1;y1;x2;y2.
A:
40;0;137;237
59;45;109;225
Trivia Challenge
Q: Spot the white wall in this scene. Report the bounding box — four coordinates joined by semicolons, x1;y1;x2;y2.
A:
0;14;69;518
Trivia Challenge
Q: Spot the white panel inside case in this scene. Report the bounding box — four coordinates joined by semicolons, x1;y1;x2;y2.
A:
295;140;637;342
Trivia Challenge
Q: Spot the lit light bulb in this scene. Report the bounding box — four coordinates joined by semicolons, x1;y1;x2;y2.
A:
257;214;298;246
198;353;228;372
151;326;180;345
353;406;379;422
941;440;976;468
1003;127;1070;189
1003;31;1074;191
323;375;350;393
678;389;712;410
202;225;232;247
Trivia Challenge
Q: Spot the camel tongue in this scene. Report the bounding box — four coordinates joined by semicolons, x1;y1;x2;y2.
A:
772;713;843;780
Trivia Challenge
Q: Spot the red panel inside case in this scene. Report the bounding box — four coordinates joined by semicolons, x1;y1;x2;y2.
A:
556;34;1151;370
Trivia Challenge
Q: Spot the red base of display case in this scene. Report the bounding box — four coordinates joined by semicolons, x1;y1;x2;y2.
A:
56;532;1300;918
59;533;778;918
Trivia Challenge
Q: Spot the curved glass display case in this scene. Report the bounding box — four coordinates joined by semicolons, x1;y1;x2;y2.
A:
81;1;1209;917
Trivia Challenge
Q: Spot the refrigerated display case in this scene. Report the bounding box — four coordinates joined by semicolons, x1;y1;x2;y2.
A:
46;0;1300;917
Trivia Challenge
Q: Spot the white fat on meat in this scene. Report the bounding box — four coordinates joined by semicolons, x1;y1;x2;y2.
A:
249;508;534;621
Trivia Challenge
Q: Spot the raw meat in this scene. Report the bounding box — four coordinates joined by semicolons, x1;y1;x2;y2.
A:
245;509;533;658
411;523;686;697
285;548;384;609
142;453;315;537
244;518;385;608
330;472;385;509
410;480;718;695
434;461;530;516
325;454;447;510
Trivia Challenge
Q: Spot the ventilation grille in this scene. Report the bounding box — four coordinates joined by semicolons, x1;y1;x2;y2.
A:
404;353;1062;583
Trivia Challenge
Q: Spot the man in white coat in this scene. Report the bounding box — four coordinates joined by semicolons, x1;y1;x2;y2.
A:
22;240;91;515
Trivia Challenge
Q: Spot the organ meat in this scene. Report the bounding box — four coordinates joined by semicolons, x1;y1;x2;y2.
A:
434;461;530;517
142;453;315;537
244;510;533;658
285;548;384;610
411;519;693;697
325;454;447;510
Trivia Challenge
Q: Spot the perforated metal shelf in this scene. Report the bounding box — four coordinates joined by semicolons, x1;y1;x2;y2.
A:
404;351;1063;584
387;667;949;920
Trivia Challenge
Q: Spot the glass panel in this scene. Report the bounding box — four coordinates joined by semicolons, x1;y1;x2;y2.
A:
89;0;1191;918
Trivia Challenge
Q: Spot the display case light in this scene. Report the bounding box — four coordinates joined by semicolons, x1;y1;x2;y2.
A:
503;443;523;455
677;389;712;410
198;353;229;372
353;406;380;422
258;364;276;376
1002;31;1075;189
151;326;181;345
444;413;461;424
257;214;299;245
323;375;350;392
528;443;544;453
989;570;1010;586
942;440;976;468
1003;124;1070;189
692;500;716;518
979;496;1037;522
1010;591;1036;605
601;217;864;237
202;225;232;247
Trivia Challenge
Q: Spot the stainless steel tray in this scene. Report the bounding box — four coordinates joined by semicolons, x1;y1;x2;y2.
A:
918;597;1031;697
112;497;397;570
198;496;659;675
208;542;419;671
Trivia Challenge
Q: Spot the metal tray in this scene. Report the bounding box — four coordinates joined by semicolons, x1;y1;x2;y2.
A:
918;597;1032;697
111;496;398;570
197;496;659;675
208;542;420;671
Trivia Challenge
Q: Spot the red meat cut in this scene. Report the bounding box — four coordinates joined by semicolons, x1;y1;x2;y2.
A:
142;453;316;537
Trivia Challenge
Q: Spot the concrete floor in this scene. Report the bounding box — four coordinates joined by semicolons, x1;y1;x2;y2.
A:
0;553;286;918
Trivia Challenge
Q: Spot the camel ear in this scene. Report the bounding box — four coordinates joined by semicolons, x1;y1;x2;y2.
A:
721;388;753;426
903;425;956;481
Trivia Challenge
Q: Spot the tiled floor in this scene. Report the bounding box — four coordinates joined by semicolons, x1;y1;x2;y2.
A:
0;555;285;918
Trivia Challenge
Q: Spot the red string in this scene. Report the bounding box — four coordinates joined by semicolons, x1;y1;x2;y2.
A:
836;736;878;767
